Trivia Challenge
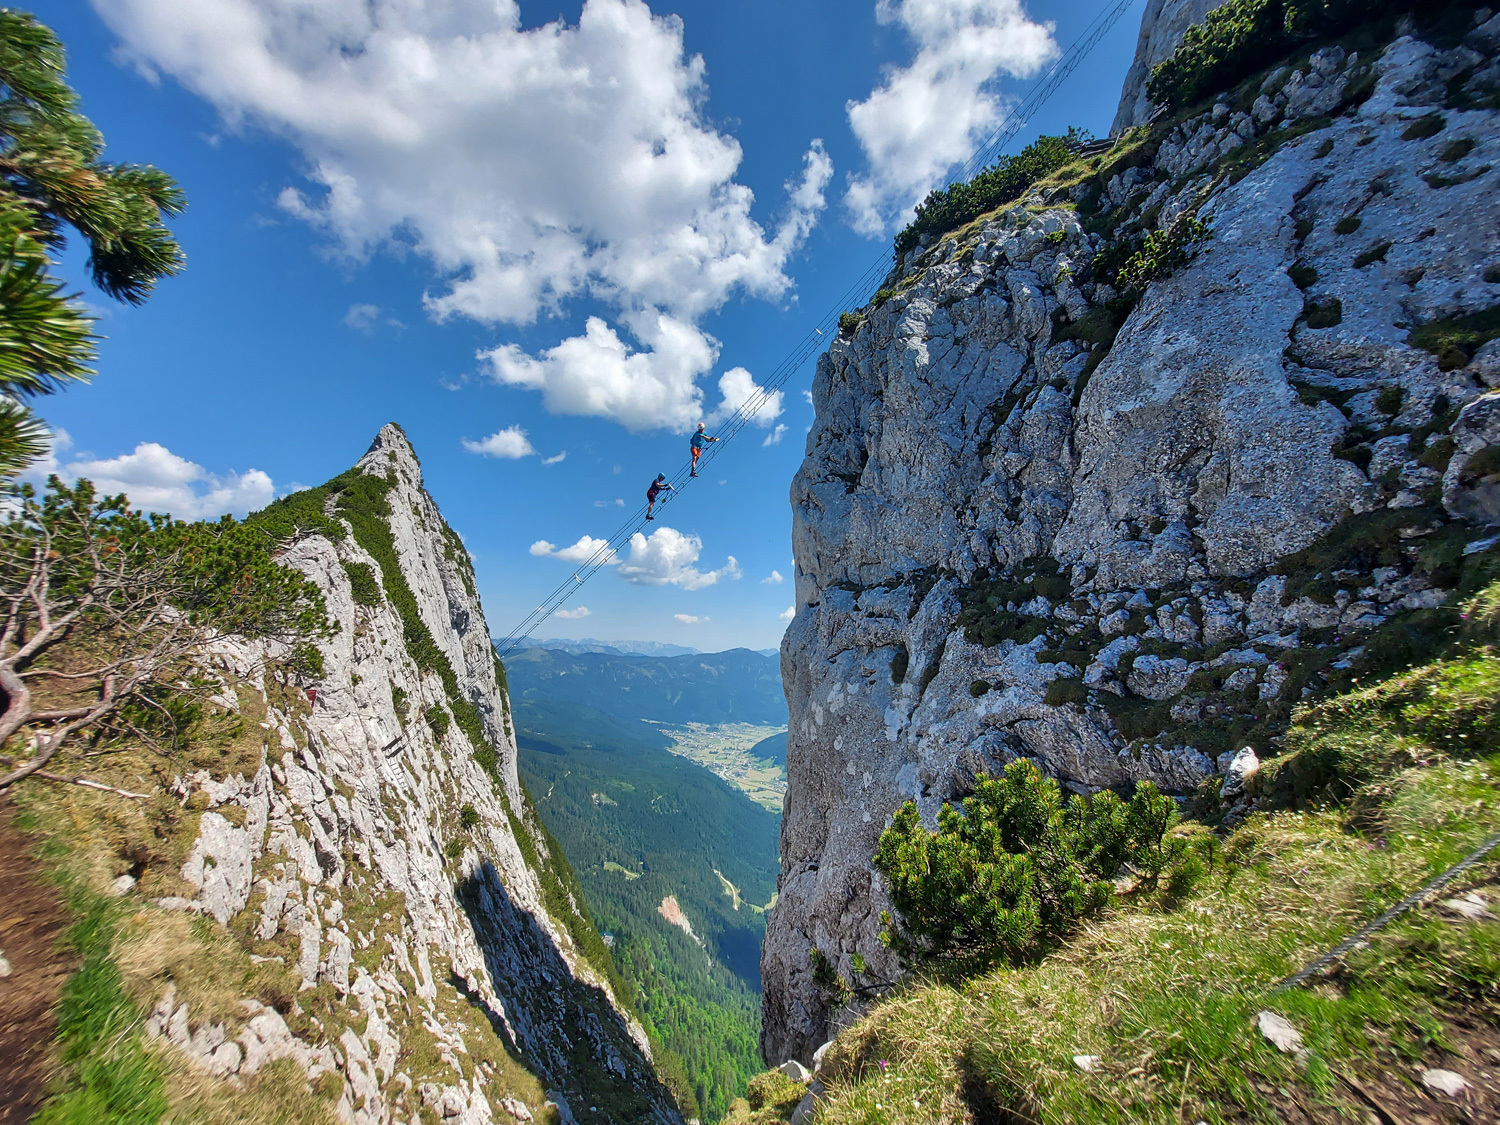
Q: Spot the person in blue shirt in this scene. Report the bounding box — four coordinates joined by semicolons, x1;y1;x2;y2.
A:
645;473;673;520
689;422;719;477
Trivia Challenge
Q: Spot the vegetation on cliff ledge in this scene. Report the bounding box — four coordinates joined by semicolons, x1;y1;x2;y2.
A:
1146;0;1473;114
871;763;1195;979
892;131;1084;257
742;579;1500;1124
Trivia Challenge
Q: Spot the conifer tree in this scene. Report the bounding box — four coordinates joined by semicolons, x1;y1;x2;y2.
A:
871;759;1191;978
0;8;185;474
0;477;330;791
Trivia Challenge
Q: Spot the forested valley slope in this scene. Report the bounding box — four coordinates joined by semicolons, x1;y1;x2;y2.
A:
503;644;786;1122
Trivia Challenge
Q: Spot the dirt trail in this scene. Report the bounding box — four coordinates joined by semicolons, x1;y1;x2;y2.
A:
0;800;72;1125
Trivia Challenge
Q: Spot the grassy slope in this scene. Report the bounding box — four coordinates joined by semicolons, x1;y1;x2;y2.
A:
11;673;557;1125
737;584;1500;1123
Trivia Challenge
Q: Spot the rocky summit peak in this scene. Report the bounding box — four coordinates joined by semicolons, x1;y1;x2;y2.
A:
360;422;423;481
110;427;683;1124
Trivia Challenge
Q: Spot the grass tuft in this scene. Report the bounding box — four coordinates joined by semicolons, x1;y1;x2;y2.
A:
34;894;166;1125
1303;296;1343;329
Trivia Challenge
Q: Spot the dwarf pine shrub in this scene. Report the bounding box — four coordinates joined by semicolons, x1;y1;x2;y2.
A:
1145;0;1413;113
873;759;1185;978
1116;214;1211;293
893;131;1085;256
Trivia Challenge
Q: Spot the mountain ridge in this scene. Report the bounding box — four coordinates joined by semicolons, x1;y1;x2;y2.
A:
16;424;685;1125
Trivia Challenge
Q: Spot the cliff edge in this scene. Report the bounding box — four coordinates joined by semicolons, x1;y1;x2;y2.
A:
764;7;1500;1064
1111;0;1233;135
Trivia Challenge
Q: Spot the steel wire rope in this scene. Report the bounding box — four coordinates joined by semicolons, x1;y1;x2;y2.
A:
495;0;1141;656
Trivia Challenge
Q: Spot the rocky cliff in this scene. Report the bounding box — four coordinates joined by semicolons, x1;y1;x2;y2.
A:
763;8;1500;1064
127;425;682;1125
1111;0;1232;135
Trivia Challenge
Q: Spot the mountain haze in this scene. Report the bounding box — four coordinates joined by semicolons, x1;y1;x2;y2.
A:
505;646;786;727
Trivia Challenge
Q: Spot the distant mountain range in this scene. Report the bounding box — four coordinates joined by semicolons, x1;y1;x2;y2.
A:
513;636;703;658
504;644;787;727
511;636;779;659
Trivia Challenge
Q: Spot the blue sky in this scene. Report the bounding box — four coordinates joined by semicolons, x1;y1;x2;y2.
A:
29;0;1143;650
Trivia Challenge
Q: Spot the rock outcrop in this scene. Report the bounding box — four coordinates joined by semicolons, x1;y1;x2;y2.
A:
764;10;1500;1064
1112;0;1232;135
143;426;683;1125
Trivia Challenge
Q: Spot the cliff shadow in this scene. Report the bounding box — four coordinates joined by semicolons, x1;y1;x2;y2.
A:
445;967;527;1063
713;923;764;990
455;860;683;1125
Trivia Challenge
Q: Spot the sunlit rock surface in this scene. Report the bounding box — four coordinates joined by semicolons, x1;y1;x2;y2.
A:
157;426;683;1125
764;12;1500;1064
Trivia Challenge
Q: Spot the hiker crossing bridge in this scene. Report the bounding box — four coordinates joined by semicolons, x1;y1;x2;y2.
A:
492;0;1143;657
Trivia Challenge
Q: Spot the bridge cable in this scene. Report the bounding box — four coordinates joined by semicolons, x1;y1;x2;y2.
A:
493;0;1141;657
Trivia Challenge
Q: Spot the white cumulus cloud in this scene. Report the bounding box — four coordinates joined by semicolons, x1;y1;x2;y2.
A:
762;570;784;585
485;314;715;433
343;302;381;331
532;525;738;589
844;0;1056;236
344;302;402;332
61;441;274;519
96;0;832;432
762;423;788;447
20;425;72;484
553;605;591;619
705;366;783;429
674;613;708;624
530;535;618;564
463;425;537;459
542;451;567;465
617;526;740;590
780;605;795;622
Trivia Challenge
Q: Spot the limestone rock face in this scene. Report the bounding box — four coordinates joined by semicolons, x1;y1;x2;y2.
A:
154;426;682;1125
1111;0;1233;135
764;19;1500;1065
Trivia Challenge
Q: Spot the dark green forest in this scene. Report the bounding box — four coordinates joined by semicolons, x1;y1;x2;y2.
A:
747;731;786;767
511;651;782;1123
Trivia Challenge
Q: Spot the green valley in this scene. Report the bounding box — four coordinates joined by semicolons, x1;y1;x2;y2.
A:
505;642;785;1122
653;721;788;811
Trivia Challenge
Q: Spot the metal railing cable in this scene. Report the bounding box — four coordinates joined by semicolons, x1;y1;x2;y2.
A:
492;0;1142;656
1273;831;1500;991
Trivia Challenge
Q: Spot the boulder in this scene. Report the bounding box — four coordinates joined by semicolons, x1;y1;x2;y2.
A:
1221;748;1261;799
